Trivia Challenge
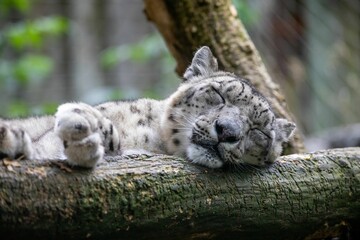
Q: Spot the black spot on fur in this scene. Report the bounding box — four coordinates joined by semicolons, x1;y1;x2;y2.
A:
173;138;181;146
172;129;179;134
110;124;113;135
144;135;149;143
19;130;25;138
258;109;269;118
99;106;106;111
74;124;84;131
271;116;275;125
138;119;146;126
168;114;175;122
239;82;245;96
146;115;153;124
109;140;114;151
73;108;81;113
0;127;6;139
130;105;141;114
185;90;196;102
63;141;68;149
121;130;128;138
11;129;18;138
147;102;152;112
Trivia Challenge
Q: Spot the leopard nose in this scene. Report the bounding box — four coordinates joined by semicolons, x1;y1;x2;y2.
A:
215;119;241;143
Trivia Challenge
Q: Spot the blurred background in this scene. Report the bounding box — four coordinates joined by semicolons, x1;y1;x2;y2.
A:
0;0;359;142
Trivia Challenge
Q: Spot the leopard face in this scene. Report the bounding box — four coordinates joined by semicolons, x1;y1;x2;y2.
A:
161;47;296;168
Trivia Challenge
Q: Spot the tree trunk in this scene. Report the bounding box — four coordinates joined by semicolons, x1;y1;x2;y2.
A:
143;0;304;154
0;148;359;239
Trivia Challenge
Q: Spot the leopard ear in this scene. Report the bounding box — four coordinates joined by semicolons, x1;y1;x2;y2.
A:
274;118;296;142
183;46;218;81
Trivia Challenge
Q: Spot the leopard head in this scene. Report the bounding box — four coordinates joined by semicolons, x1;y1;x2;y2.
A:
161;46;296;168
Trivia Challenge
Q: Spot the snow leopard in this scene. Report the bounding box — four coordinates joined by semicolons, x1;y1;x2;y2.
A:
0;46;296;169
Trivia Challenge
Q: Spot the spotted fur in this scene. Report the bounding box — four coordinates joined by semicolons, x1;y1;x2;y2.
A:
0;46;295;169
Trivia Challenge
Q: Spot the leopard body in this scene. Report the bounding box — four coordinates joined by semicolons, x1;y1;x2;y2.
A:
0;47;295;168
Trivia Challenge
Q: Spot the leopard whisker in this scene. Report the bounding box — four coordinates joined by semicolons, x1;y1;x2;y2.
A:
172;109;196;126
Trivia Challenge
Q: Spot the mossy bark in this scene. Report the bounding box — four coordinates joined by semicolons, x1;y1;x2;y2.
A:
143;0;304;154
1;148;359;239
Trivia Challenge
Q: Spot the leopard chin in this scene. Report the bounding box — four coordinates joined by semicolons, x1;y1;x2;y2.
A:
186;143;224;168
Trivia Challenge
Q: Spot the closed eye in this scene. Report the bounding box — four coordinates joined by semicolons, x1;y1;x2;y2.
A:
211;86;225;104
250;128;270;139
248;129;271;149
249;128;274;158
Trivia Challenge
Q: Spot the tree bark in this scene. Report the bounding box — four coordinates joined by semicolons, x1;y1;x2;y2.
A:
143;0;304;154
0;148;359;239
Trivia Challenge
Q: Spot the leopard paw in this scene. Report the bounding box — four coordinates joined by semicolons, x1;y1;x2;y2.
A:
63;133;104;168
54;102;120;168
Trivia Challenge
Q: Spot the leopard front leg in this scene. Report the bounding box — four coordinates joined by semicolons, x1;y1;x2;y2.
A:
55;102;121;168
0;122;33;159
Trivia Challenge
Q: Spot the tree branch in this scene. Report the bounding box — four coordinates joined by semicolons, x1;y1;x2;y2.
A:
1;148;359;239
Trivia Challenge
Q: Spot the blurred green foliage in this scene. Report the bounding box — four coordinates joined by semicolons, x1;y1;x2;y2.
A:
101;34;166;68
0;0;68;117
232;0;259;26
0;0;30;15
99;1;257;101
0;0;254;117
101;33;177;100
0;53;54;86
4;16;67;50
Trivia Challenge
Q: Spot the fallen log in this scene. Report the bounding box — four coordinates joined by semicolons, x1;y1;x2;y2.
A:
0;148;359;239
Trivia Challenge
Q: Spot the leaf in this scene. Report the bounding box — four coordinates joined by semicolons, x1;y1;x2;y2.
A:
100;46;131;68
100;33;166;68
26;167;47;179
52;162;73;173
12;0;30;13
36;16;68;35
6;165;14;172
40;102;58;115
7;101;30;118
5;16;68;50
13;54;53;85
0;0;30;16
3;159;21;167
3;158;22;172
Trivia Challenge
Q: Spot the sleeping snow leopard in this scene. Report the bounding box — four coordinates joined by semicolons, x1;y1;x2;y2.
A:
0;46;296;169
